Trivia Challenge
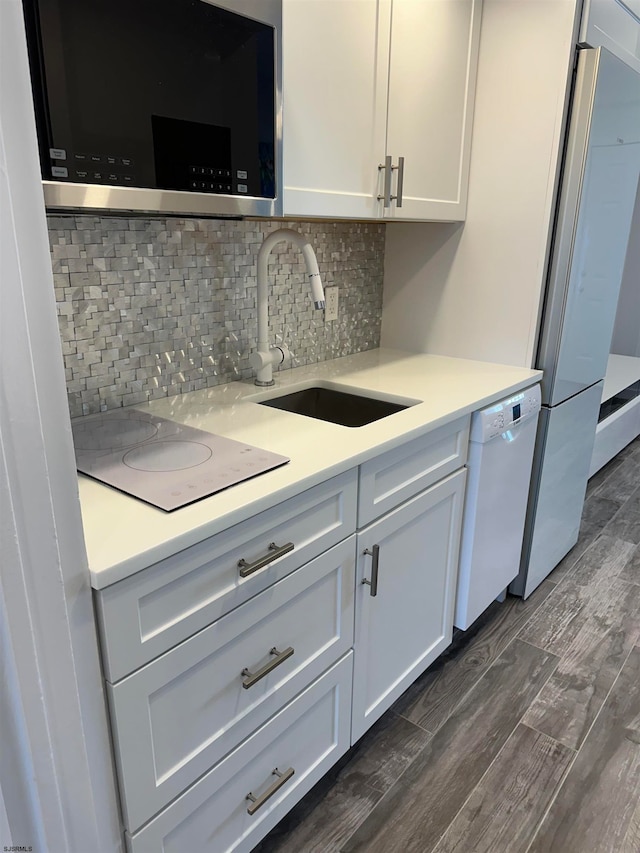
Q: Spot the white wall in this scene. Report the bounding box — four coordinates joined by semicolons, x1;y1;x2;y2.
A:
381;0;580;368
581;0;640;73
0;2;122;850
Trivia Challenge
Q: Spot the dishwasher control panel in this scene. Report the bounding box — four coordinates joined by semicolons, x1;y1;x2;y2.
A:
471;384;542;443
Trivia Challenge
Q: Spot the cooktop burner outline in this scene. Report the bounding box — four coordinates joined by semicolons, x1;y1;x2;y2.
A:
72;408;289;511
72;415;158;452
123;440;213;472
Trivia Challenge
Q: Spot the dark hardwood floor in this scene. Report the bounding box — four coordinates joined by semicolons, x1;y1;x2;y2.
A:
253;437;640;853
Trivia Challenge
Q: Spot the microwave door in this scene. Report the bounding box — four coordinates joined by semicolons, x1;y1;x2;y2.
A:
23;0;282;217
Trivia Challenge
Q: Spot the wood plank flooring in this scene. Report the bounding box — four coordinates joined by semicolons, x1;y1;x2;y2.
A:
254;436;640;853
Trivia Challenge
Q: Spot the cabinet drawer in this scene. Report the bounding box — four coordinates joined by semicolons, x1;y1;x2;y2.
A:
96;469;358;682
127;653;352;853
109;538;356;832
358;416;469;526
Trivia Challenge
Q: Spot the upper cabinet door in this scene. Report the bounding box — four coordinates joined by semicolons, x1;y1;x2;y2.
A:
282;0;389;219
282;0;481;221
383;0;482;221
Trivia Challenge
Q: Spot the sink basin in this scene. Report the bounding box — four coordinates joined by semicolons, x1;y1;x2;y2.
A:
257;386;415;427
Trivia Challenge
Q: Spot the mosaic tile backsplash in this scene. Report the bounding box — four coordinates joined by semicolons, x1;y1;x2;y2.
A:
49;216;386;418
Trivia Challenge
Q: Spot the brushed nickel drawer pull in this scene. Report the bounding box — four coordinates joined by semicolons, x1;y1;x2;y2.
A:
246;766;295;815
238;541;294;577
362;544;380;597
377;154;393;207
241;646;295;689
395;156;405;208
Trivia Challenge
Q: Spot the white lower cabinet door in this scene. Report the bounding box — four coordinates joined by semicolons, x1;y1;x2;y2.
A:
109;537;355;832
126;653;353;853
351;469;466;742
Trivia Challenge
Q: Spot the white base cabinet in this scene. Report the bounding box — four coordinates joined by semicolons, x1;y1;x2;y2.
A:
109;538;356;831
95;418;471;852
352;469;466;742
127;655;353;853
96;471;358;682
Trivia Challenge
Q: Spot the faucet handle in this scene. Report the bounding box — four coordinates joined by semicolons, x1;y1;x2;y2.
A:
272;343;291;366
250;343;290;385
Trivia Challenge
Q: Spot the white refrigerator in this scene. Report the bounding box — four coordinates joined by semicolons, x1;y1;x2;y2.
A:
511;47;640;598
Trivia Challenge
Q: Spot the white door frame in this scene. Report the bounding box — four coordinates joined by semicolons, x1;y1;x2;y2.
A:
0;2;122;850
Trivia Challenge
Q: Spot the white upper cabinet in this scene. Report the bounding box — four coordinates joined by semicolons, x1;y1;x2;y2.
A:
282;0;388;219
282;0;482;222
383;0;481;220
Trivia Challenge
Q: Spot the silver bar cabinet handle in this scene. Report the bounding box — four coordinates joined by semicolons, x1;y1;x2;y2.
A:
246;767;295;815
362;544;380;597
241;646;294;689
238;541;294;578
377;154;393;207
395;156;404;208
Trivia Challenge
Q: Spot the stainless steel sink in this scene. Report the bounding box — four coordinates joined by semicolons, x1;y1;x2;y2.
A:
257;386;414;427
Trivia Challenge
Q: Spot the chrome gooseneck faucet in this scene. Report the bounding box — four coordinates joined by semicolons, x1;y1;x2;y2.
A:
250;228;325;386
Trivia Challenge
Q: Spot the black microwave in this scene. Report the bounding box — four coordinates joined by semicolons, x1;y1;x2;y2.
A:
22;0;282;217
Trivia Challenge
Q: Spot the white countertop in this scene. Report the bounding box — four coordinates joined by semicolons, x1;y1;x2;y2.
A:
79;349;541;589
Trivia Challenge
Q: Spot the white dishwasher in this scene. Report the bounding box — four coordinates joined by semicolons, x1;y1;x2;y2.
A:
455;384;541;630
